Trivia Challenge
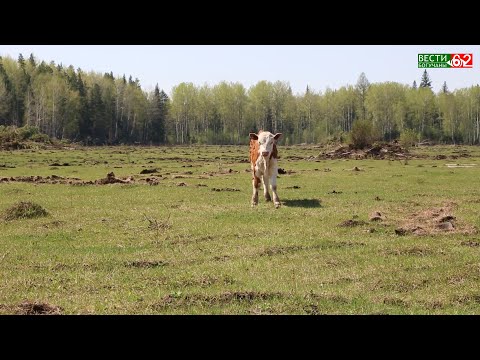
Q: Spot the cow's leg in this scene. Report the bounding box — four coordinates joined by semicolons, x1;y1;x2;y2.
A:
251;175;260;206
270;174;281;208
263;175;271;202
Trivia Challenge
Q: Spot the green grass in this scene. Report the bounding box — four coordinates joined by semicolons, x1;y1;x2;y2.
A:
1;144;480;314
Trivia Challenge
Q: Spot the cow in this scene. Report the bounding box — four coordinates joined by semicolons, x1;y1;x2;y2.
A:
249;130;282;208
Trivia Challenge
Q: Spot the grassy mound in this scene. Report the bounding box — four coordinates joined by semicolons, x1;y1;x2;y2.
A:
3;201;48;221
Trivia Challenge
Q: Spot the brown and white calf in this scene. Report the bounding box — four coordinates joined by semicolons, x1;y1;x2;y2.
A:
249;131;282;208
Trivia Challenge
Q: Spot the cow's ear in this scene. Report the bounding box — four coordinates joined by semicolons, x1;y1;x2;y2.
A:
274;133;282;141
249;133;258;140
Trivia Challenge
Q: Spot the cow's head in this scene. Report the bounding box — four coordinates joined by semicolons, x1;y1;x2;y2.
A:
249;131;282;158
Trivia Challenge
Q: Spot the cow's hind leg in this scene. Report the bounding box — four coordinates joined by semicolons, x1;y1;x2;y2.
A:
251;175;260;206
262;175;271;202
270;175;280;208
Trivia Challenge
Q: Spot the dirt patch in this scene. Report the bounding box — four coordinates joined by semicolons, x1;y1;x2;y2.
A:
259;245;305;256
346;166;363;171
153;291;282;309
42;220;65;228
49;162;70;166
213;255;231;262
338;219;368;227
202;169;239;176
451;293;480;305
382;297;409;307
383;246;434;257
282;199;322;208
211;188;240;192
15;301;62;315
174;275;224;288
394;203;476;236
369;211;385;222
3;201;48;221
278;168;296;174
96;172;134;185
460;240;480;247
140;168;159;174
125;260;168;268
327;190;343;194
316;142;412;160
304;292;349;305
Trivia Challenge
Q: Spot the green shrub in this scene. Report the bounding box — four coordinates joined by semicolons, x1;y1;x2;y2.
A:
399;129;419;149
17;125;40;140
348;120;378;149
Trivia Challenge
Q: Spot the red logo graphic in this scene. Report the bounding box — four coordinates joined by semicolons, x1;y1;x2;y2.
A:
448;54;473;68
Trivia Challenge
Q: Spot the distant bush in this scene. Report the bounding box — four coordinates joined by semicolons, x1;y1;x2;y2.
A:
348;120;379;149
399;129;419;149
0;125;51;146
17;125;40;140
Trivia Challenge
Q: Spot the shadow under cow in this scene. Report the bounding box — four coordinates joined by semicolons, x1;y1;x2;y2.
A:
282;199;322;208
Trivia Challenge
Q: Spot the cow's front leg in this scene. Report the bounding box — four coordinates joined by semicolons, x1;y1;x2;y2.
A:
263;175;271;202
270;175;280;208
251;175;260;206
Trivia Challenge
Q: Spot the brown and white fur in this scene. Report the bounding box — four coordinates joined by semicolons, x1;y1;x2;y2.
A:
249;130;282;208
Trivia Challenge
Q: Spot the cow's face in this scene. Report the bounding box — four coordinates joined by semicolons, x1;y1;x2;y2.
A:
250;132;282;158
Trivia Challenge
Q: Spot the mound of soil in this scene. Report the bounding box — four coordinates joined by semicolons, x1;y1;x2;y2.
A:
395;203;477;236
316;142;410;160
3;201;48;221
95;172;134;185
15;301;62;315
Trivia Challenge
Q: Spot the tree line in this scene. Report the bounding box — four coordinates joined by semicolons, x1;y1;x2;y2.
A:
1;53;480;145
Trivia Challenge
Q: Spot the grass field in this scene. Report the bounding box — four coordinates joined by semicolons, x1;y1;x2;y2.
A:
1;143;480;314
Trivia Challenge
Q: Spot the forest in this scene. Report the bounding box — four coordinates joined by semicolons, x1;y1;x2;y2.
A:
1;53;480;145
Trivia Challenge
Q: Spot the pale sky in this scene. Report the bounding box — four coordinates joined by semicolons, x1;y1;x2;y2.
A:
0;45;479;95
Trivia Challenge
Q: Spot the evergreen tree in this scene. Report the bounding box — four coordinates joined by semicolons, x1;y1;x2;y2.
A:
442;81;449;93
148;84;168;144
28;53;36;68
18;53;25;68
420;70;432;89
412;80;417;89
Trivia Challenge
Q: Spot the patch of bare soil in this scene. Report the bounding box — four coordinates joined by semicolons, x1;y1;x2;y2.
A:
369;211;385;222
460;240;480;247
42;220;65;228
382;246;434;256
125;260;168;268
202;169;239;176
315;142;412;160
211;187;240;192
140;168;159;174
327;190;343;194
278;168;296;174
394;203;477;236
153;291;282;309
259;245;305;256
95;172;134;184
338;219;368;227
0;172;161;186
3;201;48;221
15;301;62;315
